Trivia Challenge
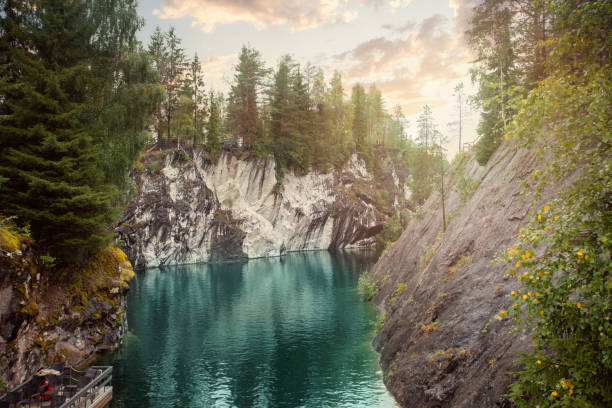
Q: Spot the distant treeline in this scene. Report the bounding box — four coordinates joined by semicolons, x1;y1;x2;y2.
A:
146;27;412;174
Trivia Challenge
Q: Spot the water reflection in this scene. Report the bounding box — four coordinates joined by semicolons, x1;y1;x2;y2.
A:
104;250;394;408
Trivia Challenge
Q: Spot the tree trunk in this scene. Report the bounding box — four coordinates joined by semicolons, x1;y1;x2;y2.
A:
441;155;446;232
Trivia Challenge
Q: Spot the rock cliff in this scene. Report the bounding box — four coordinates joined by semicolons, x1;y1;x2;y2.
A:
0;230;132;387
117;148;408;268
370;141;570;407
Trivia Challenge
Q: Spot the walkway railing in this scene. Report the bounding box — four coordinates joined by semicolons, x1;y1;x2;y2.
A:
0;366;112;408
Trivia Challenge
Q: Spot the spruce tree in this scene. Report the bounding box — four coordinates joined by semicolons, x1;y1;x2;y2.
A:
0;0;161;264
351;84;367;152
164;27;187;148
205;91;223;159
227;46;268;149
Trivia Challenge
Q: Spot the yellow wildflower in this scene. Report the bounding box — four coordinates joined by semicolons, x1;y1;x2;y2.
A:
539;310;544;315
538;214;542;220
551;391;558;397
523;294;528;300
577;302;582;308
577;250;584;258
543;205;550;212
537;360;542;365
569;389;574;395
501;310;508;317
525;251;531;258
516;262;521;268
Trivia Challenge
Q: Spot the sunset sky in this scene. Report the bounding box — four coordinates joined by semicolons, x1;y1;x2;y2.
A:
137;0;481;156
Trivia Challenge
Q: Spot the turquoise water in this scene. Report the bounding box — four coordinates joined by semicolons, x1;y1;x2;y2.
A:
103;251;394;407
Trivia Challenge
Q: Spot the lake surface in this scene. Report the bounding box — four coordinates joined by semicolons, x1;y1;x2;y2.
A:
103;251;394;407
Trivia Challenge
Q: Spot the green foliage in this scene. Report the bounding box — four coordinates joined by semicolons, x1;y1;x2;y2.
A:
492;1;612;405
351;84;367;152
228;45;269;149
395;282;407;297
206;91;223;160
371;313;386;335
39;255;56;268
419;246;436;270
377;210;411;248
0;377;6;393
452;155;479;202
0;0;161;264
357;270;378;302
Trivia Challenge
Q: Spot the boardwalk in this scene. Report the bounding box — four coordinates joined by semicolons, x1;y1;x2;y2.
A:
0;366;112;408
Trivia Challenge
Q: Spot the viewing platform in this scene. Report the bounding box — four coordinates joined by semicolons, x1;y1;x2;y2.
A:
0;366;112;408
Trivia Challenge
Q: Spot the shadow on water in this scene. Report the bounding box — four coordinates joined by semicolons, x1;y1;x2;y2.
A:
101;250;395;408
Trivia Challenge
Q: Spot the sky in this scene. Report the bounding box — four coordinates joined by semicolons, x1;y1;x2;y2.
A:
136;0;481;157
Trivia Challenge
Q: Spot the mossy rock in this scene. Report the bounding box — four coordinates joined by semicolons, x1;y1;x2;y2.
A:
0;228;20;252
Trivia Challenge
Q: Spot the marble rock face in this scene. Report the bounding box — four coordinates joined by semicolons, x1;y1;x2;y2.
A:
117;150;409;269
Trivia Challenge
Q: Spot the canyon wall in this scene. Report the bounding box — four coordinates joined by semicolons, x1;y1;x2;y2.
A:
117;149;408;268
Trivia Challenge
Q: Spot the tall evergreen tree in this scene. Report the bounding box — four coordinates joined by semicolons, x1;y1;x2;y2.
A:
148;26;168;144
0;0;161;263
206;91;223;159
185;53;206;145
417;105;435;151
227;45;268;149
164;27;187;147
351;84;367;152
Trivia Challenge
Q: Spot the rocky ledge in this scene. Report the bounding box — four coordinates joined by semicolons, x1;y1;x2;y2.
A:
0;230;133;387
370;141;572;407
116;148;409;268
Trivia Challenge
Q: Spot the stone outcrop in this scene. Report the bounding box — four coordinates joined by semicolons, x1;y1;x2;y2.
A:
370;141;570;407
117;148;408;268
0;233;132;387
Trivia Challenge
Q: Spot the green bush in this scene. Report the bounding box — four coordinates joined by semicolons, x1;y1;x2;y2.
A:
492;3;612;404
452;159;479;202
357;270;378;301
377;210;411;248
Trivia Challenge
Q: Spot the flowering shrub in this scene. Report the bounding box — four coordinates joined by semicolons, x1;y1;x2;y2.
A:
493;1;611;405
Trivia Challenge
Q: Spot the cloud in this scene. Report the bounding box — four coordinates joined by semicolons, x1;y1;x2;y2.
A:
153;0;358;33
389;0;412;8
201;54;236;70
382;21;416;34
448;0;479;42
331;12;471;115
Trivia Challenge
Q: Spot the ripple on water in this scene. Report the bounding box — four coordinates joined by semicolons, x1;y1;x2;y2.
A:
102;251;396;408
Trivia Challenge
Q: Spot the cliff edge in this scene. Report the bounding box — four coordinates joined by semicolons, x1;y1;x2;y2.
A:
371;141;571;407
0;228;133;387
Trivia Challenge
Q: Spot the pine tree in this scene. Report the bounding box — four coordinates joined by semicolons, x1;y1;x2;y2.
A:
206;91;223;160
148;26;168;145
327;71;350;165
164;27;187;148
351;84;367;152
0;0;161;263
227;45;268;149
417;105;435;151
269;56;293;170
186;53;206;145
